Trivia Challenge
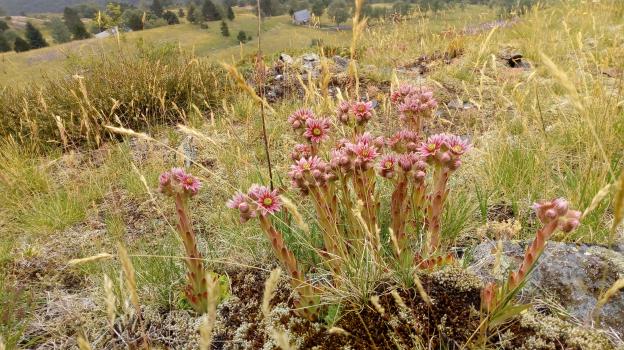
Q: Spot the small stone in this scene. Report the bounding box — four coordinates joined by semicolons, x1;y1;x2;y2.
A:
279;53;294;64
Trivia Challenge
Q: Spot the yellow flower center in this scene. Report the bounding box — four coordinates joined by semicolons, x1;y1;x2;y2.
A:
185;178;194;185
303;163;311;170
384;161;393;169
312;127;322;136
263;197;273;206
361;150;369;157
452;145;462;153
427;143;436;151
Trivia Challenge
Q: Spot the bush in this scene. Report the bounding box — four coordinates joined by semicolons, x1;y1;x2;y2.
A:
0;44;234;149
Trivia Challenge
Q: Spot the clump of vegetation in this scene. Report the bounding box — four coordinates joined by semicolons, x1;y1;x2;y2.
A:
0;44;233;148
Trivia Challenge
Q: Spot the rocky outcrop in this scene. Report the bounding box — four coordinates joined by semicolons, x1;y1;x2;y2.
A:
470;240;624;338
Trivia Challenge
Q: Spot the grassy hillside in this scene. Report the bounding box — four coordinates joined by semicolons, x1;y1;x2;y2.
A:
0;0;141;15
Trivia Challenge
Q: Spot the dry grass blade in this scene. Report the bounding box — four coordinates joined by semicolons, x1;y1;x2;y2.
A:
104;125;154;142
76;335;92;350
582;183;614;219
104;274;117;328
412;272;432;306
611;170;624;236
221;63;275;114
117;243;150;348
271;330;294;350
0;336;5;350
591;278;624;323
262;267;283;317
280;196;309;234
328;327;351;336
68;253;114;266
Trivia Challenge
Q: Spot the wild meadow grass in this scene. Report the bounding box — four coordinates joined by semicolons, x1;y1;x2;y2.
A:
0;0;623;348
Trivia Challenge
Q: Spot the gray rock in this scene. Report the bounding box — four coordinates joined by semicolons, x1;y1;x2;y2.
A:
469;240;624;337
332;55;349;70
447;98;475;110
279;53;294;65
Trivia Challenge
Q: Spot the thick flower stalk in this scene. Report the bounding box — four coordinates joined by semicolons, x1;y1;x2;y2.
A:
482;198;581;312
379;152;427;258
227;185;320;320
420;134;470;254
159;168;210;313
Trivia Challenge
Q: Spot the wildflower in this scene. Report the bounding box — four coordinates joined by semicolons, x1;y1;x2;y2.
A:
387;129;420;153
336;101;352;124
159;168;202;197
303;118;331;144
349;140;379;169
356;132;385;150
446;135;470;156
351;101;374;125
379;154;397;178
419;134;447;160
249;185;282;216
398;88;437;123
288;108;315;130
391;84;418;105
227;192;256;223
532;198;582;233
180;173;202;194
291;144;312;160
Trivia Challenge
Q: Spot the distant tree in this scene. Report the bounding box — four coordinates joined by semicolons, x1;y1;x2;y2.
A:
258;0;284;17
48;17;72;44
187;4;199;23
0;34;11;52
151;0;164;17
236;30;248;43
202;0;222;21
74;3;100;19
220;20;230;36
327;0;349;28
0;20;9;32
311;0;325;24
123;9;145;30
226;5;235;20
25;22;48;49
392;1;410;15
163;11;180;24
64;7;91;39
13;36;30;52
178;8;185;18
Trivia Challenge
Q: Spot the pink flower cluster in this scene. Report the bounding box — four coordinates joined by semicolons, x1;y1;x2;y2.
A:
288;108;316;130
288;156;334;193
391;85;438;126
378;152;426;181
532;198;581;233
419;134;470;170
227;185;282;223
159;168;202;196
336;100;374;126
330;133;384;173
387;129;420;154
303;118;331;144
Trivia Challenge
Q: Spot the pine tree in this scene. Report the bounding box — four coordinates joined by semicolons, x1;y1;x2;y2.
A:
0;34;11;52
220;20;230;36
187;4;199;23
64;7;91;40
13;36;31;52
48;17;72;44
151;0;164;17
202;0;222;21
25;22;48;49
163;11;180;24
236;30;247;43
226;6;235;21
0;20;9;32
